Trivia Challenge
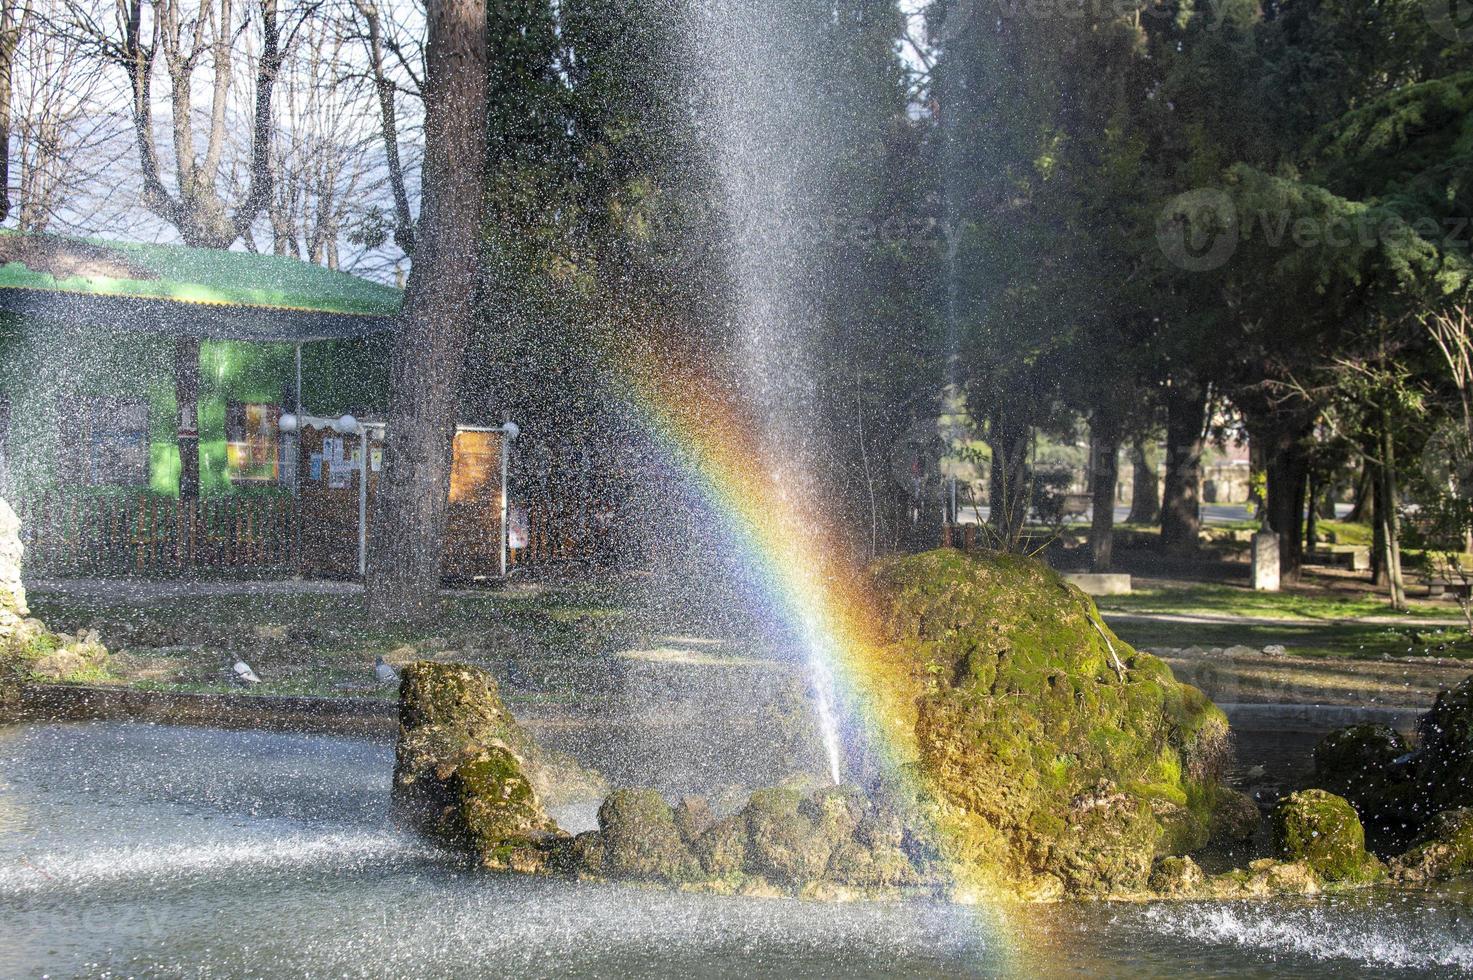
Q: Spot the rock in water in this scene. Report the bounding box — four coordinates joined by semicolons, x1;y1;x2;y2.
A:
1392;808;1473;883
866;550;1232;898
1413;677;1473;818
392;661;563;870
596;789;700;882
1271;789;1385;884
1311;723;1415;850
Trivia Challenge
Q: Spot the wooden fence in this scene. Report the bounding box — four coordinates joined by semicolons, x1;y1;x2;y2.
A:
12;494;299;577
9;492;597;578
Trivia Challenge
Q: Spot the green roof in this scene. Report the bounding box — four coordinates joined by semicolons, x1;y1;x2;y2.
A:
0;230;401;341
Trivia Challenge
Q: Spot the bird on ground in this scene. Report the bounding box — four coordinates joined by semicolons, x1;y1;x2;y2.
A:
230;657;261;685
375;656;400;687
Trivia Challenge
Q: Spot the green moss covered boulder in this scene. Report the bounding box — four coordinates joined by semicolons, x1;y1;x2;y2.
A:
392;661;565;869
866;550;1231;897
1392;808;1473;883
594;789;700;882
1271;789;1385;884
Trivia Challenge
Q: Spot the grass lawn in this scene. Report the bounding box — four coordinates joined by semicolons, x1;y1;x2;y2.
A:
1108;615;1473;661
1099;577;1473;661
26;580;641;704
1097;582;1462;622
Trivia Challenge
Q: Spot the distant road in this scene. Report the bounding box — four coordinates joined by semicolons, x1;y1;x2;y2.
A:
958;502;1352;526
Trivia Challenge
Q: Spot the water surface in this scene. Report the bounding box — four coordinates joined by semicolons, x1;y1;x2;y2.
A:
1;721;1468;977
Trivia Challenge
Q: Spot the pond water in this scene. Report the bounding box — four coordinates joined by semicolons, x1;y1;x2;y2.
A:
1;721;1470;978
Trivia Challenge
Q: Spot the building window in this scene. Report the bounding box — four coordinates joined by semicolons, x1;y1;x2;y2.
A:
226;402;281;482
58;395;150;486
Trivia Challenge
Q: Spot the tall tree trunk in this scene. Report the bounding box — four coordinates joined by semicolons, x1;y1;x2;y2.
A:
1089;411;1120;571
1371;470;1387;586
1378;412;1406;610
0;3;28;225
365;0;487;619
987;405;1030;550
174;337;201;500
1264;437;1309;583
1305;470;1319;552
1347;464;1372;523
1126;436;1159;525
1161;383;1206;554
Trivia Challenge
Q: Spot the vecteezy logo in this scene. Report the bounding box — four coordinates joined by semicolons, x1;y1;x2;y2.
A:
934;0;981;43
1424;0;1473;42
1420;419;1473;502
1156;188;1240;272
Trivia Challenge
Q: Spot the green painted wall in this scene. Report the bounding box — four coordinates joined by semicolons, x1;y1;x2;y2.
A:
0;315;387;498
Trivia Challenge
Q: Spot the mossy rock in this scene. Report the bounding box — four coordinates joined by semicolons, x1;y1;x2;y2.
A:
596;789;700;882
1149;855;1207;896
673;796;715;844
393;661;565;864
1311;723;1417;849
742;787;837;884
1392;808;1473;883
1412;677;1473;818
1271;789;1384;885
865;550;1230;897
1314;724;1408;798
693;814;749;878
394;661;604;813
1207;787;1262;847
1207;858;1323;898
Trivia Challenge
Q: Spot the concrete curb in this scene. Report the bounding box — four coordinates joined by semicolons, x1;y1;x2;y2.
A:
17;684;399;739
1219;701;1421;734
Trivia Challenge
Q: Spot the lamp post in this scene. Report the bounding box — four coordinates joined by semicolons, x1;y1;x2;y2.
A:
499;420;519;578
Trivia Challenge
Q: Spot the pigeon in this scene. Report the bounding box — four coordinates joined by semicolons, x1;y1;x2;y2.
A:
230;657;261;685
375;656;401;687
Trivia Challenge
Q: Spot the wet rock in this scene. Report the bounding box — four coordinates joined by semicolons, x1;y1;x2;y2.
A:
692;814;749;877
597;789;699;882
1208;787;1262;846
869;550;1231;897
826;839;919;888
1392;808;1473;883
1207;859;1322;898
1271;789;1385;884
807;784;865;840
673;796;715;844
392;661;563;867
1412;677;1473;818
1311;723;1415;850
1314;724;1409;800
855;809;904;850
1149;855;1206;895
570;830;605;876
742;787;835;884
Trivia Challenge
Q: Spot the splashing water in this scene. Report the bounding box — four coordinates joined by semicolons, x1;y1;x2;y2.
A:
800;616;845;784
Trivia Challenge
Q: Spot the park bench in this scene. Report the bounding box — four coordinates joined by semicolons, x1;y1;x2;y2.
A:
1305;545;1370;572
1426;578;1473;601
1059;493;1092;519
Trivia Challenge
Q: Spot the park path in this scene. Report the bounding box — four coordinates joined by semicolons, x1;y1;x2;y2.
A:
1102;609;1466;630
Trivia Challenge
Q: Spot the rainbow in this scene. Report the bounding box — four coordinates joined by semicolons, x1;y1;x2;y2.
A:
607;325;1036;972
